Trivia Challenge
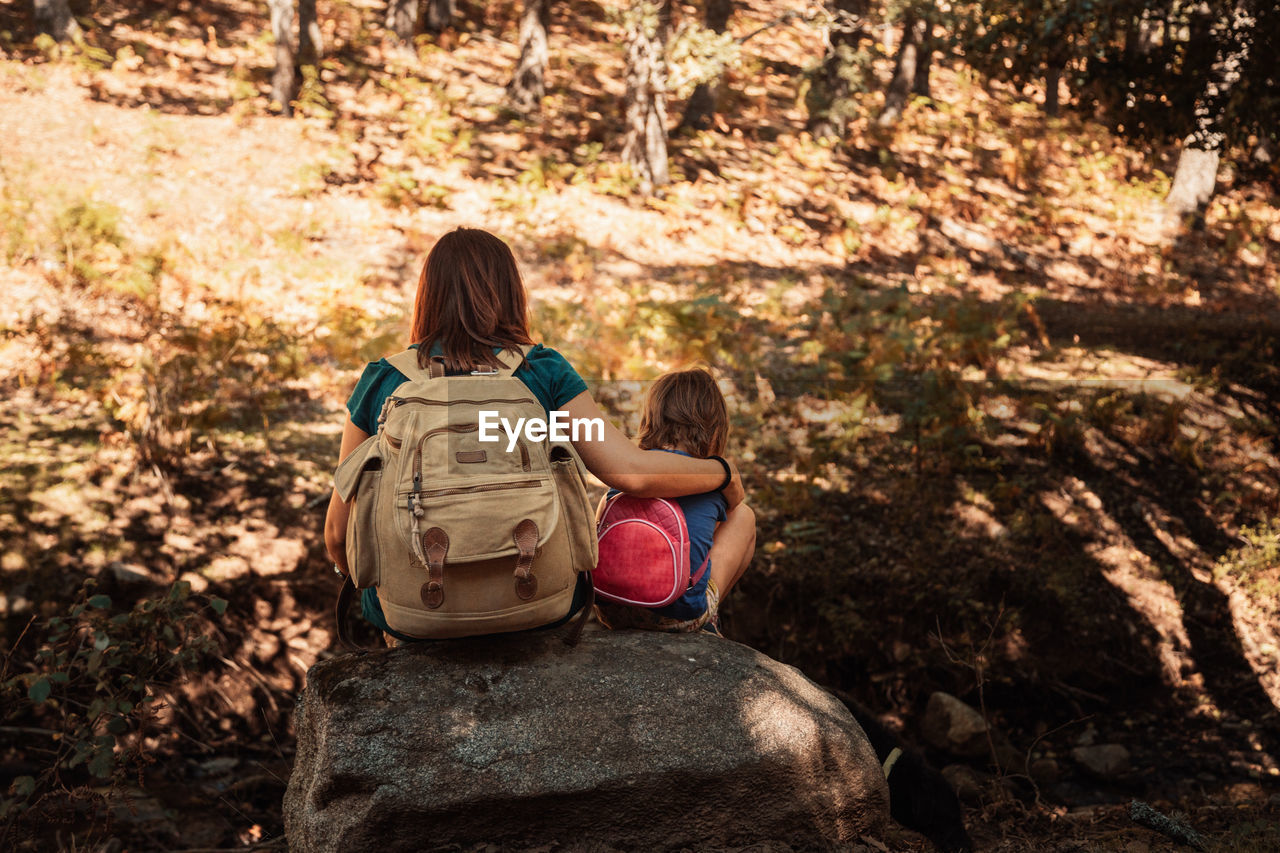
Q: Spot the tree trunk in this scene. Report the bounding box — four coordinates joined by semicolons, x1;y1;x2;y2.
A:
268;0;296;116
621;0;672;194
1165;145;1221;219
33;0;81;42
299;0;321;67
806;0;868;139
877;11;925;127
678;0;733;131
508;0;550;112
911;22;931;98
423;0;455;35
1044;63;1062;117
1164;3;1253;220
386;0;419;42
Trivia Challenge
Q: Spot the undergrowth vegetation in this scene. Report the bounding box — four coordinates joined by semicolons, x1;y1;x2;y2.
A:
1;581;224;831
0;0;1277;848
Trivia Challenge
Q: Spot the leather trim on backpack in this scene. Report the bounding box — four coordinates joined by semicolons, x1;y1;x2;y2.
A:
421;527;448;609
513;519;539;600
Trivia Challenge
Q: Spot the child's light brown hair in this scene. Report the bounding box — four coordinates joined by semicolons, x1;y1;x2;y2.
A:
637;367;728;458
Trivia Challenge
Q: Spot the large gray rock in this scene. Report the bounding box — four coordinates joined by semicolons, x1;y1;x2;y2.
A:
284;627;889;852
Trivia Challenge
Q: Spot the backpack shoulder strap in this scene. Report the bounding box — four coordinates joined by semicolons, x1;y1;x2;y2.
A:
387;345;534;380
491;344;534;378
386;349;438;381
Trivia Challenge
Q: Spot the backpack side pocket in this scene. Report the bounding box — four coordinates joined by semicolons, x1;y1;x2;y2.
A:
549;444;598;574
334;436;385;589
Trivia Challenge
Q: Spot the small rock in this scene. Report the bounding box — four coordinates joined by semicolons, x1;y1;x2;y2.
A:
197;756;239;776
1030;757;1060;788
994;741;1024;773
107;561;151;585
940;764;985;805
1071;743;1131;776
922;692;990;757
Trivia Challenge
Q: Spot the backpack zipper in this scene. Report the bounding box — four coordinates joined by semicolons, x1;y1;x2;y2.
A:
391;396;538;408
411;479;544;499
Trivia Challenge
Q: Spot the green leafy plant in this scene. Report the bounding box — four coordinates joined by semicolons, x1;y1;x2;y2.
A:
1214;520;1280;611
1;580;225;823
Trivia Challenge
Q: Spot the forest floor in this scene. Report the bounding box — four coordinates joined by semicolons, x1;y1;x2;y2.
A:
1;0;1278;850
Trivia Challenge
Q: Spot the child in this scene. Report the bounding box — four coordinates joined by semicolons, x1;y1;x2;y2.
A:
594;368;756;635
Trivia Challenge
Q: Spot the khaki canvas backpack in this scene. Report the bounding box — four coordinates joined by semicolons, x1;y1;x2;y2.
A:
333;345;598;640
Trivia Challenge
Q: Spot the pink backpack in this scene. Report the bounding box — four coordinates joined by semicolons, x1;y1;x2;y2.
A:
594;495;710;608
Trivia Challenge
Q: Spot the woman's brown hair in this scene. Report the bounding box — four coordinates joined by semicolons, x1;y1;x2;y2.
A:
637;367;729;458
411;227;534;372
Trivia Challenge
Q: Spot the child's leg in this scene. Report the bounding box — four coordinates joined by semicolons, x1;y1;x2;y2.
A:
707;503;756;599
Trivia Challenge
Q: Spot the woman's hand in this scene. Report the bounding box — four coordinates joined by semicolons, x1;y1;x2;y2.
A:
720;457;745;509
323;417;371;575
563;390;745;507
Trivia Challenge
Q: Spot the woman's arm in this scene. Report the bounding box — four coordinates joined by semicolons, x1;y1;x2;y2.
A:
563;390;744;508
323;417;372;575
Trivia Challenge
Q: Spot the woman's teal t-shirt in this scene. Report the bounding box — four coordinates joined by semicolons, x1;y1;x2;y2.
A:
345;342;590;640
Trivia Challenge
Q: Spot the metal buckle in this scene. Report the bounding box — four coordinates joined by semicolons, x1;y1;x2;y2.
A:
470;366;499;375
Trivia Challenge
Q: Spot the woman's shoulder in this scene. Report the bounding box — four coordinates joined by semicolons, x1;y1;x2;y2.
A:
347;354;416;433
521;342;570;366
517;344;588;409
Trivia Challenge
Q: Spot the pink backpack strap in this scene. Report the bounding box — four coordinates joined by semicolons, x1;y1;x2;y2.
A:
690;552;711;587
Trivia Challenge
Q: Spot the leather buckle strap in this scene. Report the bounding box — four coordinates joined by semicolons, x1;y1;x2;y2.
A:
336;575;360;650
428;356;446;379
421;527;448;609
512;518;539;600
563;571;594;647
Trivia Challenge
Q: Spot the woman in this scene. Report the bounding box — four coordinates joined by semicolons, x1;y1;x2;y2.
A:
323;227;744;639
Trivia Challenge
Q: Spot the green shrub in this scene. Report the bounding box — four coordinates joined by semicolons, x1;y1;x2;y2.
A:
1215;520;1280;611
1;580;225;821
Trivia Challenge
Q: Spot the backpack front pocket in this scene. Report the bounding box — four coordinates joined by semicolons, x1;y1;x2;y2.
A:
395;477;561;563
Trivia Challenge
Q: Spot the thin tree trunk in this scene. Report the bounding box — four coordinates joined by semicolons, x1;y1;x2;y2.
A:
678;0;733;131
1165;146;1221;218
1044;62;1062;116
877;11;924;127
386;0;419;42
806;0;868;139
621;0;673;194
268;0;296;116
299;0;321;67
1165;3;1252;221
508;0;550;112
33;0;81;42
911;22;931;98
423;0;455;35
